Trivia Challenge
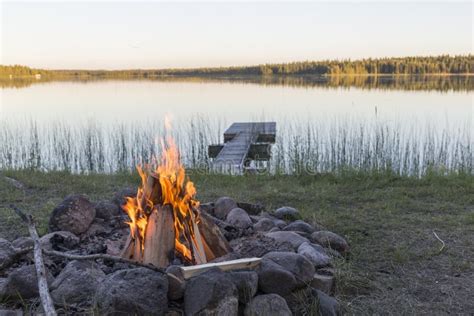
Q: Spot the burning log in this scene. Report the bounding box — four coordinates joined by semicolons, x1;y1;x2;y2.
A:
197;211;233;261
142;205;175;267
121;131;231;268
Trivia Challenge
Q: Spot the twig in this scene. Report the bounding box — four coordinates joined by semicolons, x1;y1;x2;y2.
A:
42;249;166;274
10;205;57;316
433;230;446;253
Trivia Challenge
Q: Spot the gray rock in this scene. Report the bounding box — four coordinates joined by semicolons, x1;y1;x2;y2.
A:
49;195;96;235
39;231;79;252
95;200;122;220
11;237;33;250
4;265;54;299
95;268;168;315
51;260;105;306
112;187;136;207
263;251;315;287
0;239;16;269
274;219;287;229
244;294;292;316
236;202;266;216
214;197;238;220
311;231;349;255
230;235;294;258
253;218;275;232
283;220;315;234
311;273;334;295
226;208;252;229
273;207;300;221
298;242;332;268
184;268;238;316
228;271;258;304
265;231;310;250
283;287;317;315
313;288;339;316
268;227;280;233
165;265;186;300
257;259;297;296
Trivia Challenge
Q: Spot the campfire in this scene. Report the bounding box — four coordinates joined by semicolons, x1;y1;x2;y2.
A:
121;129;231;268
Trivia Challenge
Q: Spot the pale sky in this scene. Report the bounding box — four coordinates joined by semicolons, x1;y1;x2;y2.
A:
1;1;472;69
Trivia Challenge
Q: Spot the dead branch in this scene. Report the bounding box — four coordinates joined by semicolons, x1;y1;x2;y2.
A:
10;205;57;316
42;249;166;274
433;230;446;253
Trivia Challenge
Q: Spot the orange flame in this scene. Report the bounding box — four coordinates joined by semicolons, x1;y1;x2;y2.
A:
121;119;204;264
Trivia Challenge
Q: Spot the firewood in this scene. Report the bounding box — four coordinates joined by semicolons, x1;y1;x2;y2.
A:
197;211;232;261
180;257;261;279
120;227;142;261
142;205;175;268
10;205;57;316
140;173;162;214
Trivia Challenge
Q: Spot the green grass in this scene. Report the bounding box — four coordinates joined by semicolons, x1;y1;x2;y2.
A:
1;170;473;314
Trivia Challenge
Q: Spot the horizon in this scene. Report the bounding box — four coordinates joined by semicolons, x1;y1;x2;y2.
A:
1;2;472;70
3;53;473;71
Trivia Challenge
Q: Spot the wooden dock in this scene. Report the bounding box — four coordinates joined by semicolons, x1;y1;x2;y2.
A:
209;122;276;174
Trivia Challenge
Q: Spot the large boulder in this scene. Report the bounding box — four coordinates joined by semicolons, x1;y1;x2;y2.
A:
49;195;96;235
273;207;300;221
0;239;16;269
95;268;168;315
311;231;349;255
244;294;292;316
257;259;297;296
228;271;258;304
3;265;54;299
226;208;253;229
184;269;238;315
263;252;315;287
265;231;310;250
51;260;105;306
298;242;331;268
214;197;238;220
283;220;316;234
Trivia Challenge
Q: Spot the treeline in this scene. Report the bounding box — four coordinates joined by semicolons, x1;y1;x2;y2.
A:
1;55;472;79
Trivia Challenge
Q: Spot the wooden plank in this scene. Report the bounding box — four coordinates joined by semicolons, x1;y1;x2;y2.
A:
180;257;262;279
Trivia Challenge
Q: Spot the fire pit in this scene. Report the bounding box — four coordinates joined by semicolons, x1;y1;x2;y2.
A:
0;133;348;315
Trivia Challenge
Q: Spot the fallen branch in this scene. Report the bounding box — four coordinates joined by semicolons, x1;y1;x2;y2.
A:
433;230;446;253
42;249;166;274
10;205;57;316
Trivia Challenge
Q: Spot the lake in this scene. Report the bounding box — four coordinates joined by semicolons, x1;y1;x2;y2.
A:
0;76;472;175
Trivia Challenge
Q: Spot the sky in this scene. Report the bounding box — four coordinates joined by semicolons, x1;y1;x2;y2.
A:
0;1;472;69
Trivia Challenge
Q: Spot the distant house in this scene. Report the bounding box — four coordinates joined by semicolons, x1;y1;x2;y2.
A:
35;74;41;80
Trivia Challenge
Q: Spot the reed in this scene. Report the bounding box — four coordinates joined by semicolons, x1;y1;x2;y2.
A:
0;116;471;176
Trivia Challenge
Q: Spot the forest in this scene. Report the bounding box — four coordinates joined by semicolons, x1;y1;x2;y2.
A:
1;55;472;79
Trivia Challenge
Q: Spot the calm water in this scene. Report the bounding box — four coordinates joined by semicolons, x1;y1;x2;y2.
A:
0;77;472;175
